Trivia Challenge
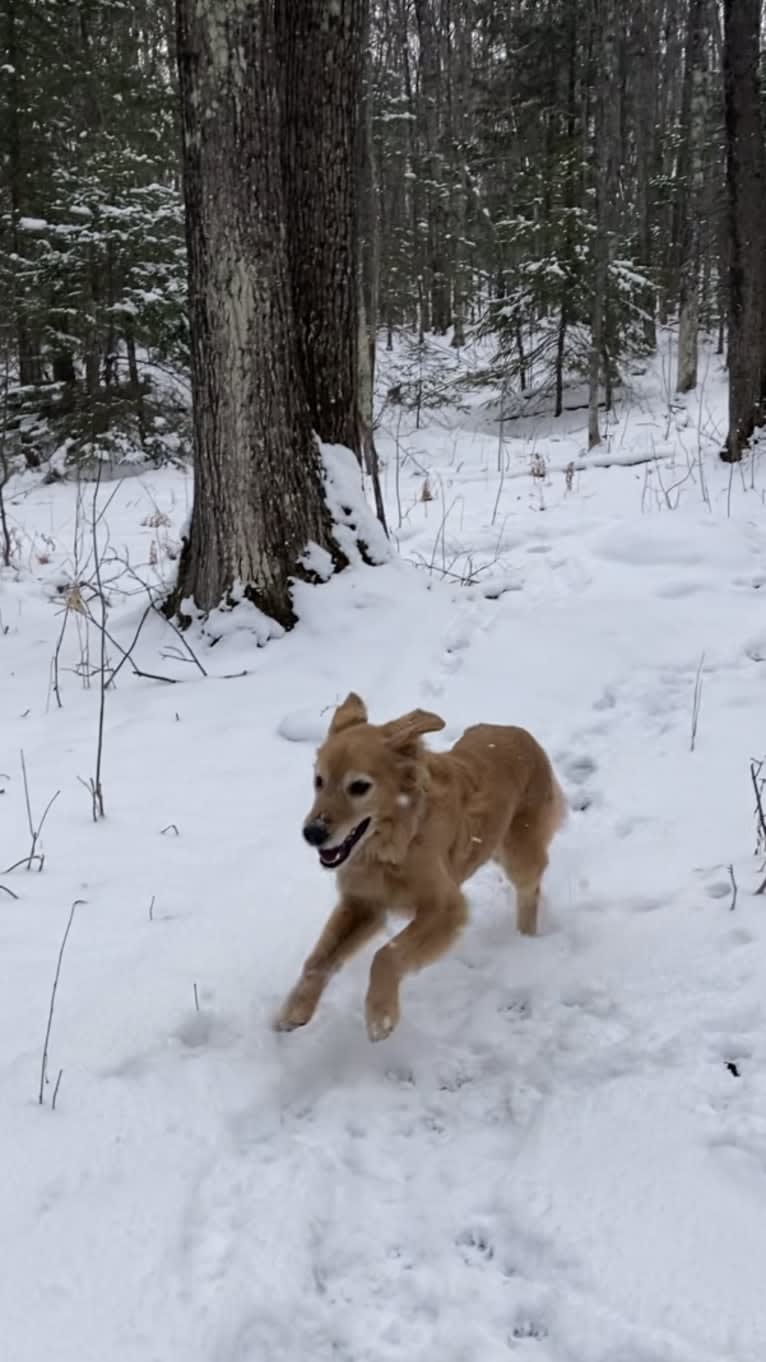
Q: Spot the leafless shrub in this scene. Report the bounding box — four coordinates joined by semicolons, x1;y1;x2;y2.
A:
5;750;61;874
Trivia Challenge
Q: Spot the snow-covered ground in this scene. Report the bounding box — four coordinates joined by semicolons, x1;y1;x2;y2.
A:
2;336;766;1362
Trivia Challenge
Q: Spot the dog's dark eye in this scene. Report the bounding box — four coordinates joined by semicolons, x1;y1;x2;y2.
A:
314;773;324;790
348;779;371;798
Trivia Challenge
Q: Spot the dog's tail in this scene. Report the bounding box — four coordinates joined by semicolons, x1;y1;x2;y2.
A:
547;769;569;839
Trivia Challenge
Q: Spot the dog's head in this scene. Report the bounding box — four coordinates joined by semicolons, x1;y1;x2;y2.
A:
303;692;445;870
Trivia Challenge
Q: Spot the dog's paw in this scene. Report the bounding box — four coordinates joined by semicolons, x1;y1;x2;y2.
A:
272;1008;308;1033
366;1011;396;1043
365;995;400;1043
272;981;318;1032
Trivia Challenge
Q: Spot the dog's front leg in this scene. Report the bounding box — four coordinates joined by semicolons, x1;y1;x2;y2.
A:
274;898;384;1032
365;883;467;1042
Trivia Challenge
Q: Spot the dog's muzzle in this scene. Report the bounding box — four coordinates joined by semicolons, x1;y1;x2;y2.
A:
314;818;371;870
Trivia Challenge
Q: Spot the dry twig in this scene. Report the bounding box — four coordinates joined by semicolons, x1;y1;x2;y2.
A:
39;900;83;1106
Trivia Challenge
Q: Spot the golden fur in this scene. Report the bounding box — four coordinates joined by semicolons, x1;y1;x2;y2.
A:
275;693;565;1042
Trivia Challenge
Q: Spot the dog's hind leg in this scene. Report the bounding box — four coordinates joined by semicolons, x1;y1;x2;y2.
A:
365;881;467;1042
497;791;561;936
496;768;565;936
274;898;384;1031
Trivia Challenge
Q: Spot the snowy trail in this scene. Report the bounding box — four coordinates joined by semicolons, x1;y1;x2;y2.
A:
3;350;766;1361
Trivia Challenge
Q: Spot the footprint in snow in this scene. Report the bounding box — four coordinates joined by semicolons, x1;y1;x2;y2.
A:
556;752;600;814
560;753;598;785
706;876;735;901
508;1319;549;1345
455;1225;495;1263
593;685;617;711
498;996;531;1021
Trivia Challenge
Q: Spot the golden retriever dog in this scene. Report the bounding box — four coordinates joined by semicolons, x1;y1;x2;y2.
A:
274;693;565;1042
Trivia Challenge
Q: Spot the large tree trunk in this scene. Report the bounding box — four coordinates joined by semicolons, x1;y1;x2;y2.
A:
174;0;344;625
721;0;766;462
275;0;365;454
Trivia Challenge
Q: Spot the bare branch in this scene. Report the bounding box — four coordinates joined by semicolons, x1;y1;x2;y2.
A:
18;751;60;870
750;759;766;855
727;864;738;912
690;653;705;752
39;900;83;1107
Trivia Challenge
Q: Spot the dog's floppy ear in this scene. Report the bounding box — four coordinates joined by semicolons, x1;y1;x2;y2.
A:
328;692;368;735
382;708;445;748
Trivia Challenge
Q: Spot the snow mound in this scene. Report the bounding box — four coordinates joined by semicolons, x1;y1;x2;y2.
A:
321;442;391;567
277;708;329;744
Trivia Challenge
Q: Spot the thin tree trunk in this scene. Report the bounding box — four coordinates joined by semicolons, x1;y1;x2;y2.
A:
449;1;470;349
173;0;344;624
415;0;450;333
677;0;709;393
554;310;566;417
556;0;578;419
6;0;42;387
125;327;146;446
588;0;618;450
634;0;659;350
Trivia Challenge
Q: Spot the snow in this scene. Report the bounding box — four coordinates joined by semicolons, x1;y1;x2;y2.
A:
2;335;766;1361
321;441;392;567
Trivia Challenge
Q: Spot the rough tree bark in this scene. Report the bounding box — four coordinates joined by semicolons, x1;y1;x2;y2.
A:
275;0;365;454
721;0;766;462
173;0;345;625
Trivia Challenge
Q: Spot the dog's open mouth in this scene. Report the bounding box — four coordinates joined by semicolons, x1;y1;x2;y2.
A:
318;818;371;869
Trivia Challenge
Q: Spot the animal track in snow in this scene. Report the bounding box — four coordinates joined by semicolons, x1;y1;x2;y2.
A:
561;753;598;785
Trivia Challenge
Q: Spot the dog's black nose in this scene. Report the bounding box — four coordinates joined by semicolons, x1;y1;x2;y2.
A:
303;821;329;848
